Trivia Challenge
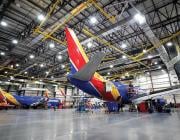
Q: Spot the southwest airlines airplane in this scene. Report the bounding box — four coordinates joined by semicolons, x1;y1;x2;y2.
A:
65;27;180;105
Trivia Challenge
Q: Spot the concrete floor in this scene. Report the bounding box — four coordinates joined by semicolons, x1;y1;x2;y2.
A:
0;109;180;140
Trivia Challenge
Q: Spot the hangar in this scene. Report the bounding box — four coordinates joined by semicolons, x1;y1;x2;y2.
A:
0;0;180;140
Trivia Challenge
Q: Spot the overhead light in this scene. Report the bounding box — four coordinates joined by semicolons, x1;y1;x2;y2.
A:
134;13;146;24
37;14;45;21
10;76;14;80
40;63;44;67
90;17;97;24
122;55;127;59
147;72;150;75
166;42;173;46
31;76;34;79
107;72;110;75
143;49;147;53
51;76;54;79
0;21;7;27
16;64;19;67
57;55;62;60
66;72;69;75
158;66;162;69
45;71;49;75
39;79;42;82
49;43;55;48
12;39;18;44
0;52;5;56
161;69;165;72
110;65;114;68
24;71;27;74
87;42;92;48
61;64;65;69
121;43;127;49
121;76;125;79
29;54;35;59
10;65;13;68
5;71;8;74
148;55;152;59
154;62;158;65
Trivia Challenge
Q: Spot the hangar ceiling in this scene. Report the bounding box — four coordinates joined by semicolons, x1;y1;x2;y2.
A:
0;0;179;83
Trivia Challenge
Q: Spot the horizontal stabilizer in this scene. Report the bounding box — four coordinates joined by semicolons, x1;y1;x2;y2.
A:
72;52;106;81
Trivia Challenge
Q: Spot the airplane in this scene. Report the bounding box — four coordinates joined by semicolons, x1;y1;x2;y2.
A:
13;95;45;109
0;89;14;109
65;27;180;108
0;88;20;106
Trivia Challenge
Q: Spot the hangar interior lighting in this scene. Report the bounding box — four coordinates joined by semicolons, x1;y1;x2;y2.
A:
37;14;45;21
143;49;147;53
87;42;92;48
121;43;127;49
90;17;97;24
110;65;114;68
122;55;127;59
24;71;27;74
0;52;5;56
12;39;18;44
107;72;110;75
29;54;35;59
61;64;65;69
57;55;62;60
148;55;152;59
0;21;8;27
16;64;19;67
40;64;44;67
49;43;55;48
166;42;173;46
134;13;146;24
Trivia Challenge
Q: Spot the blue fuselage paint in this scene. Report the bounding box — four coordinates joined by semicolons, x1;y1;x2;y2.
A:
68;75;101;98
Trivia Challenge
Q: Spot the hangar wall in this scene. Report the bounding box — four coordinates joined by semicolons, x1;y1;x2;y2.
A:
133;69;180;92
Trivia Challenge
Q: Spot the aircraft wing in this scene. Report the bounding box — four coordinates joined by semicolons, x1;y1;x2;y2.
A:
132;88;180;104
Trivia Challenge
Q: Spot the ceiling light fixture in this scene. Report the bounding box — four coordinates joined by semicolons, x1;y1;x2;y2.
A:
12;39;18;44
0;21;7;27
121;43;127;49
0;52;5;56
110;65;114;68
57;55;62;60
122;55;127;59
87;42;92;48
37;14;45;21
90;17;97;24
40;64;44;67
148;55;152;59
49;43;55;48
24;71;27;74
29;54;35;59
107;72;110;75
16;64;19;67
143;49;147;53
134;13;146;24
166;42;173;46
61;64;65;69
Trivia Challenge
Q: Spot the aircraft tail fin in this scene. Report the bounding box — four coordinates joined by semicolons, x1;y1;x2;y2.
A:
65;28;89;74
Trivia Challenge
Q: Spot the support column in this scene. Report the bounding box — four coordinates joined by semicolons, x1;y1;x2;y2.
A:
149;70;154;92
